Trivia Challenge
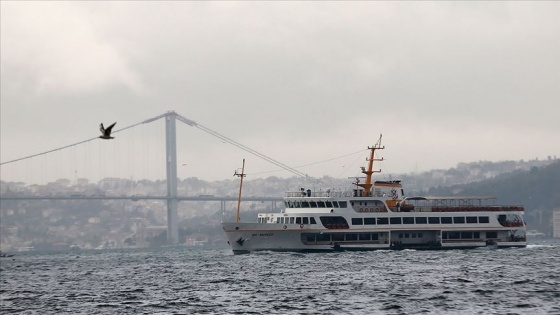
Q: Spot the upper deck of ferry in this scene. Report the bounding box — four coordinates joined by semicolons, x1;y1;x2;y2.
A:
283;188;523;213
283;136;523;214
401;196;524;212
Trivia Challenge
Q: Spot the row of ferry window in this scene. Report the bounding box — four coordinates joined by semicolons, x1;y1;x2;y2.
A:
273;217;318;225
284;201;348;208
302;233;380;243
397;231;498;239
351;216;490;225
442;231;497;239
270;216;490;225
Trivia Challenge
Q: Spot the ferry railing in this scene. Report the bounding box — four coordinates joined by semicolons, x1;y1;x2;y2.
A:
398;205;524;213
431;206;524;212
411;206;433;212
284;190;354;198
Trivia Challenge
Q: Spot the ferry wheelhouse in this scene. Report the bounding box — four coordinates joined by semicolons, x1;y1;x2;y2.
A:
222;137;527;254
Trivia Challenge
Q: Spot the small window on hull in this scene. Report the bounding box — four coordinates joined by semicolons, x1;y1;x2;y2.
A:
466;216;477;223
364;218;376;225
453;217;465;224
441;217;452;224
352;218;364;225
377;218;389;225
428;217;440;224
416;217;428;224
403;217;414;224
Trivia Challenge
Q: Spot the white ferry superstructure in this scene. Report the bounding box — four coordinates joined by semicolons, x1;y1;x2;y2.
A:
222;137;527;254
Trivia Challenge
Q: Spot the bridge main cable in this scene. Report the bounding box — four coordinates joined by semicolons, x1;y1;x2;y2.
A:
0;119;153;166
175;114;308;178
1;111;308;178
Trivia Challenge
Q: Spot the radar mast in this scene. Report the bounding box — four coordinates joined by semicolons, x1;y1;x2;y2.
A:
357;134;384;196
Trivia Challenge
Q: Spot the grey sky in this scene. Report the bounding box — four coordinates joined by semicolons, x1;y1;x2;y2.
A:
1;2;559;184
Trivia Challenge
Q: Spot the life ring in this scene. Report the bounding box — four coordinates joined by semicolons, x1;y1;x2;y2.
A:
283;225;287;229
300;224;304;229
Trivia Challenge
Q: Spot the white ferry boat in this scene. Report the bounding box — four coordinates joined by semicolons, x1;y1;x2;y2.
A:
222;137;527;254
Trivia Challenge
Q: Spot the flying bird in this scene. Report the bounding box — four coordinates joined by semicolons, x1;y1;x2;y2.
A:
99;122;116;139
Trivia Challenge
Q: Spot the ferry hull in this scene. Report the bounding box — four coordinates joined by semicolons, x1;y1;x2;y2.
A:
222;223;526;254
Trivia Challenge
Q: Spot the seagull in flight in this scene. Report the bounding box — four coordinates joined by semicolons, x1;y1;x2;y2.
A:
99;122;116;139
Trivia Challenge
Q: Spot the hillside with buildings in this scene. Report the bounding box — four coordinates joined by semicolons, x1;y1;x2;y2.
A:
1;157;558;251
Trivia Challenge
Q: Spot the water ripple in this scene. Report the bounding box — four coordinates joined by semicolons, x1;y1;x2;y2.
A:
1;242;560;314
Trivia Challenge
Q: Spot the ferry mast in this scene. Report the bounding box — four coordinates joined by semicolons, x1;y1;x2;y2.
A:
357;135;384;197
234;159;246;223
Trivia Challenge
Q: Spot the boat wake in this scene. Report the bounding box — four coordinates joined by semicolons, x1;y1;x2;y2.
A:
527;244;557;249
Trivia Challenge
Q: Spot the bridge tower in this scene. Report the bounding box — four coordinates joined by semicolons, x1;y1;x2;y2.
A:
165;111;179;244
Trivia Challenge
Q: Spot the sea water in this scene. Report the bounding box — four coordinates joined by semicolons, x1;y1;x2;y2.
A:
1;240;559;314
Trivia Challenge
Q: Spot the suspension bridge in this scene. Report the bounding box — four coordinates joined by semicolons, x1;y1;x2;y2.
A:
0;110;319;244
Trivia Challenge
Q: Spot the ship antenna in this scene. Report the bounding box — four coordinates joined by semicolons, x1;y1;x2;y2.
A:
357;134;384;196
234;159;246;223
348;176;365;191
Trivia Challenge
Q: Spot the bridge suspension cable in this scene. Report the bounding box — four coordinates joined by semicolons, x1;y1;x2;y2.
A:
1;110;308;178
174;113;308;178
0;120;147;166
